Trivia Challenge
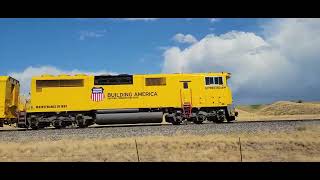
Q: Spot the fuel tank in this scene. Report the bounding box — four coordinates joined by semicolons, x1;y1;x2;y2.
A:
95;111;163;125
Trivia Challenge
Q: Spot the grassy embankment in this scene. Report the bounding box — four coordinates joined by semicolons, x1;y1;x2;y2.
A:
236;101;320;121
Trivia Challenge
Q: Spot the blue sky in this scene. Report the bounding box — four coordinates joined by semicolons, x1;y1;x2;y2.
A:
2;18;320;104
0;18;266;74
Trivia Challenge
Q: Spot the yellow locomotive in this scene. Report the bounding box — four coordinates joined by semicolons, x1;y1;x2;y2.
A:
1;72;238;129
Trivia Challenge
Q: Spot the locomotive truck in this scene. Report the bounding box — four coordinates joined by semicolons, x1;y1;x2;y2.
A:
0;72;238;129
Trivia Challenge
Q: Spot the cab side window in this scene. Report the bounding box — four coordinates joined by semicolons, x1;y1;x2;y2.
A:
205;77;223;85
183;82;188;89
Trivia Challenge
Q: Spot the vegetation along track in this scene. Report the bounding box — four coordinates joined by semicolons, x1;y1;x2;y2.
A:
0;119;319;143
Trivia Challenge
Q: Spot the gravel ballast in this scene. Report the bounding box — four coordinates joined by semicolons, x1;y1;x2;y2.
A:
0;120;319;142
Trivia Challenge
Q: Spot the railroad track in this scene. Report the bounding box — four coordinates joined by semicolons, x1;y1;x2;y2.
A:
1;118;320;132
234;118;320;123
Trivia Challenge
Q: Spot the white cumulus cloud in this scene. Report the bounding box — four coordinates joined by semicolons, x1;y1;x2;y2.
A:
9;66;117;95
162;18;320;104
209;18;219;23
123;18;159;21
79;30;107;40
173;33;198;44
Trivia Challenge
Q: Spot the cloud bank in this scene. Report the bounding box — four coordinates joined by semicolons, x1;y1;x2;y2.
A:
122;18;159;21
162;18;320;104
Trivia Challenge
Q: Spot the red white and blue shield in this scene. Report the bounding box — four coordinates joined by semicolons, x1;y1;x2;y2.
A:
91;87;105;102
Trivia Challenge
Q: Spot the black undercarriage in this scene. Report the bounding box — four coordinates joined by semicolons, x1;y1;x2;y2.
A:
12;106;237;130
164;106;236;125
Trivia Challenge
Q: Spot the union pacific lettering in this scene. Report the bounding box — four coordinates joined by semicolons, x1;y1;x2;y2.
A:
134;92;158;96
107;92;158;99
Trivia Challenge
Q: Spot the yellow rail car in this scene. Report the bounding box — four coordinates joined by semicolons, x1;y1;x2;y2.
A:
0;76;20;127
24;72;237;129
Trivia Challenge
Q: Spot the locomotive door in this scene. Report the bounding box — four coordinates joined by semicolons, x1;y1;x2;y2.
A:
180;81;192;117
180;81;192;104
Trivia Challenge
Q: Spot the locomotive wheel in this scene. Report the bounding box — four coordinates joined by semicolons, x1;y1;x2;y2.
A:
78;119;88;128
54;125;67;129
54;124;67;129
29;116;39;130
53;120;67;129
216;116;225;123
78;124;88;128
30;124;39;130
171;115;182;125
193;120;202;124
76;114;88;128
17;123;27;128
215;109;226;123
193;112;207;124
207;116;217;122
191;116;199;124
38;124;46;129
226;114;236;122
172;121;181;125
193;115;204;124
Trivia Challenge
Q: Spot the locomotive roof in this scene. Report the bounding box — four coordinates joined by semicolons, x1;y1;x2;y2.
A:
32;72;231;79
0;76;8;80
0;76;19;82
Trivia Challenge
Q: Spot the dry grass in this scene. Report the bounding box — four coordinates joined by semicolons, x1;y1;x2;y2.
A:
236;104;269;113
236;111;320;121
236;101;320;121
0;125;319;162
258;101;320;115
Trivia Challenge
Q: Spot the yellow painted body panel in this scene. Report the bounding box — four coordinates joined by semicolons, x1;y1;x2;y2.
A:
27;72;233;113
0;76;20;119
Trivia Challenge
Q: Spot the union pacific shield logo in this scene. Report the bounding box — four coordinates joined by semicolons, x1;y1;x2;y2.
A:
91;87;105;102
